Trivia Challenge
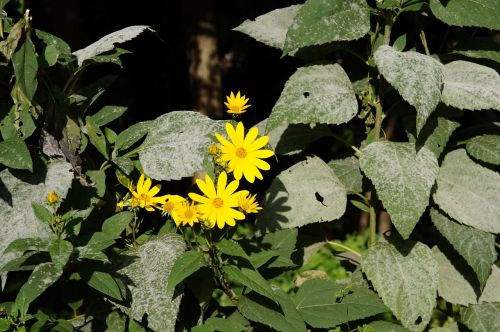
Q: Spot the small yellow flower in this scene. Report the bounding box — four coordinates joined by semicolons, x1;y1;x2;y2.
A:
127;174;166;211
188;171;246;229
172;201;202;227
46;191;60;205
208;143;219;156
215;122;274;183
237;191;262;214
161;195;186;215
225;91;250;115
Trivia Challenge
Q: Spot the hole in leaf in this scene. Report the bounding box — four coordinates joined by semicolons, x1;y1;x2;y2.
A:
18;121;23;126
303;92;310;98
415;316;422;325
315;192;326;206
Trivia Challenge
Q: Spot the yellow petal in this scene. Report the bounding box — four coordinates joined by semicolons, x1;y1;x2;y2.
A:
244;127;259;146
249;135;269;151
148;184;161;197
196;176;216;198
216;171;227;196
137;174;145;192
188;192;210;204
235;122;245;145
224;179;240;197
249;149;274;159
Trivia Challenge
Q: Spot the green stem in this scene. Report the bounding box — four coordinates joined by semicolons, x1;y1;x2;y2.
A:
420;30;430;55
369;205;376;246
350;191;370;206
328;241;361;257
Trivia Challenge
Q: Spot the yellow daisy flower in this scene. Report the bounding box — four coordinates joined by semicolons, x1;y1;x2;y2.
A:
225;91;250;115
128;174;166;211
172;201;202;227
46;191;60;205
237;191;262;214
188;171;245;229
161;195;186;215
215;122;274;183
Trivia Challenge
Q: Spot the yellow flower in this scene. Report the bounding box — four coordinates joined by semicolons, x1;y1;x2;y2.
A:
208;143;219;156
161;195;186;215
172;201;202;227
46;191;60;205
225;91;250;115
237;191;262;214
215;122;274;183
128;174;166;211
188;171;245;229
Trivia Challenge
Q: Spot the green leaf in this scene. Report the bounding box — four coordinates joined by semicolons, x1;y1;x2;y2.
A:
115;120;152;151
434;149;500;234
429;322;460;332
83;270;124;301
432;246;477;305
283;0;370;54
429;0;500;30
0;161;72;272
90;106;127;127
261;228;297;268
166;250;206;293
0;21;24;61
361;239;438;332
12;38;38;101
257;156;347;230
43;44;59;66
139;111;225;180
0;251;42;273
460;303;500;332
369;321;410;332
328;156;363;192
15;262;63;318
72;25;152;66
106;311;127;331
86;169;106;197
233;5;301;50
3;237;50;255
451;37;500;63
374;46;444;134
31;202;53;224
359;142;438;239
268;123;332;156
48;239;73;269
441;61;500;112
85;116;108;159
295;279;388;328
350;199;370;212
238;287;307;332
112;156;134;175
217;239;248;259
479;265;500;303
101;211;134;238
0;318;10;331
223;265;277;303
430;209;496;289
266;64;358;133
192;317;246;332
111;234;185;331
35;30;72;64
0;138;33;171
466;135;500;165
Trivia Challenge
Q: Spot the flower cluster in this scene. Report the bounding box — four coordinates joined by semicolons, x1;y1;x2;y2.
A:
117;92;273;230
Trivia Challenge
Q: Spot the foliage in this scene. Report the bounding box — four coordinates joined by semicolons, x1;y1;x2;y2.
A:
0;0;499;331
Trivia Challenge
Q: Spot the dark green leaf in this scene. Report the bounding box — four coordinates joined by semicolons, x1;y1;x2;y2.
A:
466;135;500;165
166;250;206;292
328;156;364;193
86;169;106;197
0;138;33;171
369;321;410;332
43;44;59;66
0;318;10;331
52;319;74;332
223;265;276;303
90;106;127;127
48;239;73;269
429;0;500;30
35;29;72;64
217;239;248;259
78;232;116;261
12;38;38;101
192;317;246;332
106;311;127;331
3;238;50;255
350;199;370;212
101;211;134;238
85;116;108;159
31;202;53;224
84;270;124;301
260;228;297;268
451;37;500;63
115;120;152;151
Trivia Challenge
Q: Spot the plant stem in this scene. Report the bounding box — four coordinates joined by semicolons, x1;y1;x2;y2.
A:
369;205;376;246
329;132;361;155
420;30;430;55
328;241;361;257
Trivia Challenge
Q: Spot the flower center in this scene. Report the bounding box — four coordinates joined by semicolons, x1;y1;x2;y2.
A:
213;197;224;208
163;201;174;212
139;193;151;205
230;105;240;113
235;147;247;158
184;209;194;219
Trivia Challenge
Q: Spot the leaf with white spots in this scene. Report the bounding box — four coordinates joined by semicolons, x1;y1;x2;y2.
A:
257;156;347;231
361;239;438;332
0;161;73;273
433;149;500;234
441;61;500;112
374;46;444;134
266;64;358;133
479;265;500;303
432;246;477;306
139;111;225;181
73;26;153;66
328;156;363;192
359;142;439;239
112;234;185;332
283;0;370;54
430;208;496;289
429;0;500;30
466;134;500;165
234;5;301;50
460;303;500;332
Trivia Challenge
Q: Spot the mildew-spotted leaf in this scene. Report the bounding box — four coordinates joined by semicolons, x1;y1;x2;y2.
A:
441;61;500;112
429;0;500;30
113;234;185;332
466;135;500;165
266;64;357;133
234;5;301;50
361;240;438;332
374;46;444;134
433;149;500;234
479;265;500;303
430;209;496;289
460;303;500;332
359;142;438;239
139;111;225;181
0;161;73;273
283;0;370;54
328;156;363;192
257;156;347;231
